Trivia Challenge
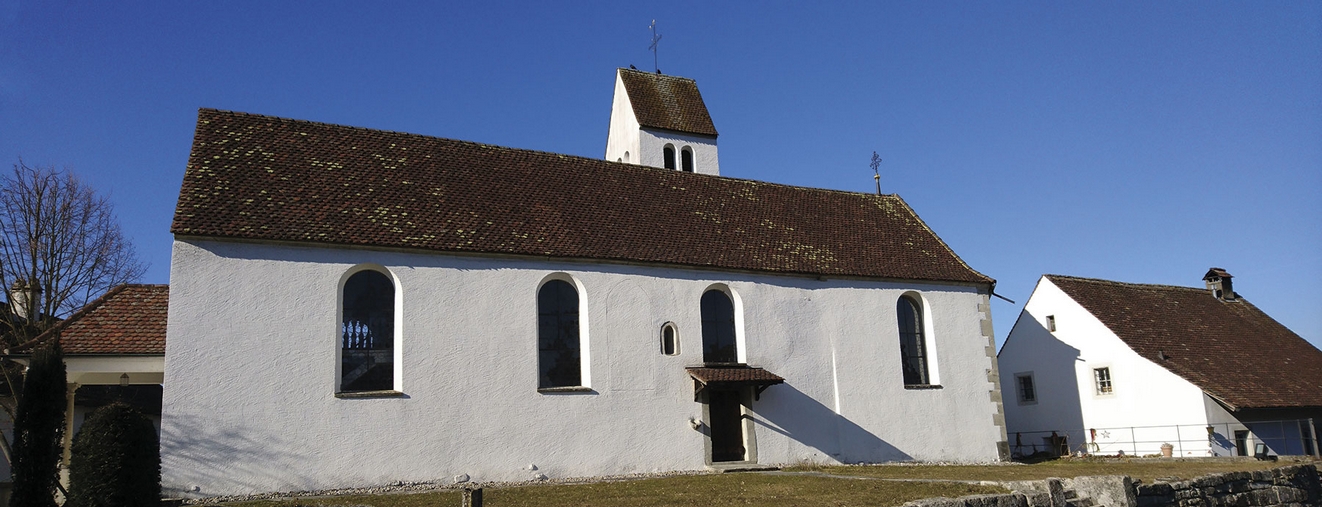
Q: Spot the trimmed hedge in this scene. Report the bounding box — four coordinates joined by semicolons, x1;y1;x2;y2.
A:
66;402;160;507
9;340;66;507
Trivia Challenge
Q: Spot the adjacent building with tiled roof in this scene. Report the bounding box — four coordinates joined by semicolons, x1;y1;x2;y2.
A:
999;270;1322;459
162;69;1008;498
28;284;167;356
2;284;168;484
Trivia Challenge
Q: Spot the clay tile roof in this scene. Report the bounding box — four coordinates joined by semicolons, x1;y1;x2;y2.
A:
31;284;168;355
1046;275;1322;410
686;366;785;385
170;109;993;285
618;69;718;136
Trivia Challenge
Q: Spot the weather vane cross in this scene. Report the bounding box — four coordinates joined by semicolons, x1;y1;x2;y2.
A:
870;151;882;195
649;20;662;73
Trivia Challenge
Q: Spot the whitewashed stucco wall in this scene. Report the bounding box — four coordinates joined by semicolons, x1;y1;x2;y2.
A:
603;73;641;165
163;239;1001;496
1000;277;1213;456
637;129;719;176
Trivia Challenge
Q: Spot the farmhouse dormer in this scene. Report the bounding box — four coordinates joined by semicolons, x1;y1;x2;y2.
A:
605;68;720;175
1203;267;1235;301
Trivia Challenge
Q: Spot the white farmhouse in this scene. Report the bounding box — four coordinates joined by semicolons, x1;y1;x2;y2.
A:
161;69;1009;497
998;270;1322;459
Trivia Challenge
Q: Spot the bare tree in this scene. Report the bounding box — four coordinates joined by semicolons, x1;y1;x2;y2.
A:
0;160;146;344
0;160;146;472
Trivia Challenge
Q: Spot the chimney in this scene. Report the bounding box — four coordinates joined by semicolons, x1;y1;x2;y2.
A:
9;279;42;321
1203;268;1235;301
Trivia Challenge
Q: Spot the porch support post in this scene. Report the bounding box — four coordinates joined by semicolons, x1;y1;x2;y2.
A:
1310;418;1319;458
62;382;78;466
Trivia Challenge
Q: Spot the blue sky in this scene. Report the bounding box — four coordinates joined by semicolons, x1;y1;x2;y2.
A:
1;2;1318;349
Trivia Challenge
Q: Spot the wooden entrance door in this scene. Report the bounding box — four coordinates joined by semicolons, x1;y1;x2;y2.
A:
709;389;745;462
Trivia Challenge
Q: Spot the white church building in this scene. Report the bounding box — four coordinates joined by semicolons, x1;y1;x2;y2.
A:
161;68;1009;497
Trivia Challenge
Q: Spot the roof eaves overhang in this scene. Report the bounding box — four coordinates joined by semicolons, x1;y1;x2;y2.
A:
174;234;997;289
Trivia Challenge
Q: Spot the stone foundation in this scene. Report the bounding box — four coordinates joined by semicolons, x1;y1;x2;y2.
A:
902;464;1321;507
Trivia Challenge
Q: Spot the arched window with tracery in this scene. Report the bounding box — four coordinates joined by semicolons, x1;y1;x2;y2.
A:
897;295;929;386
341;269;395;392
538;279;582;388
701;289;737;364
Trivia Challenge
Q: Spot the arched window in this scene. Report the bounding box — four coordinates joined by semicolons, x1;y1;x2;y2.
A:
663;145;677;170
897;295;929;385
538;279;581;388
701;290;737;364
660;322;679;356
681;147;694;172
341;269;395;392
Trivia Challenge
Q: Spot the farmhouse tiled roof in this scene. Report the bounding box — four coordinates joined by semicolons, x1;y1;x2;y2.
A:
171;109;993;285
618;69;718;136
1047;275;1322;410
29;284;168;355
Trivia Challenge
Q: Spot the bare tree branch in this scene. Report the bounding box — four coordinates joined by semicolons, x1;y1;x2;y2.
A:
0;160;146;346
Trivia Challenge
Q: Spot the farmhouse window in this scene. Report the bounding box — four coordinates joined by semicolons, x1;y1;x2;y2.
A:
340;269;395;393
1094;367;1113;395
897;295;930;386
538;279;582;388
1016;373;1036;403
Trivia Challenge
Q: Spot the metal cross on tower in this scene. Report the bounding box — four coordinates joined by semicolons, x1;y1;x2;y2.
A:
649;20;662;73
870;151;882;195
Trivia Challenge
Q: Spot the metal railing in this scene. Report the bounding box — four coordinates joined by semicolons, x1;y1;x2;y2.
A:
1010;418;1319;458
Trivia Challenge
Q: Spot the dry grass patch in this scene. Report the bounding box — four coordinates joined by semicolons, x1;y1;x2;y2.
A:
794;457;1318;483
214;474;1004;507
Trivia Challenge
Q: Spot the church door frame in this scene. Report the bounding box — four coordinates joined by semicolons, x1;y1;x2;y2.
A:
701;387;758;465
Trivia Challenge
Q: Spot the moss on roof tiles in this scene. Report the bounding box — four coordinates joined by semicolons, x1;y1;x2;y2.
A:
171;109;992;285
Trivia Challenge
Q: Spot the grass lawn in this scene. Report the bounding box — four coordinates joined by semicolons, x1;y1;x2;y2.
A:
793;457;1318;483
212;474;1004;507
207;458;1317;507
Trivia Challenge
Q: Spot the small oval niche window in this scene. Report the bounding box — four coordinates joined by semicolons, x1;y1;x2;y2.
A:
660;322;679;356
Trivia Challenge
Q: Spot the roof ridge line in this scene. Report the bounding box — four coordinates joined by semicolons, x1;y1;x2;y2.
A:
617;67;698;83
1045;274;1212;293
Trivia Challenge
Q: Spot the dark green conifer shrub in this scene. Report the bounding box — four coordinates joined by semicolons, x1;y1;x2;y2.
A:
66;402;161;507
9;340;66;507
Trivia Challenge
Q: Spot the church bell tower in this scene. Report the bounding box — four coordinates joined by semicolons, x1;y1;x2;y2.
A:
605;68;720;175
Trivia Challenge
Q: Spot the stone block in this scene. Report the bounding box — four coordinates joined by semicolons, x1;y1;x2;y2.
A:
1174;487;1203;500
1072;475;1137;507
904;497;965;507
1003;479;1064;507
1205;491;1250;507
1275;486;1308;503
1137;493;1176;507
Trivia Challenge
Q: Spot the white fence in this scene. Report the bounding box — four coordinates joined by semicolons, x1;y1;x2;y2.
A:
1010;418;1319;458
